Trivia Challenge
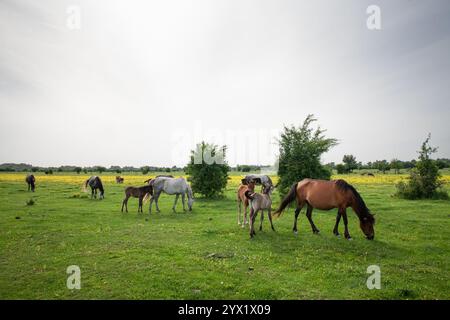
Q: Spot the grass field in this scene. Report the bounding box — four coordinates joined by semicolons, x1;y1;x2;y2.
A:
0;172;449;299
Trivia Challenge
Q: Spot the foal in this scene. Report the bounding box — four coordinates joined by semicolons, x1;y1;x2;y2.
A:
236;180;256;227
122;185;153;213
245;185;275;238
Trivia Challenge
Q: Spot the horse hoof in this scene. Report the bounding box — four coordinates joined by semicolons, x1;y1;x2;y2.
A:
334;233;340;237
346;237;353;241
314;230;320;234
293;231;298;236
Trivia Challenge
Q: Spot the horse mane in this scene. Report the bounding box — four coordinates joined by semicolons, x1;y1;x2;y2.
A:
335;180;374;223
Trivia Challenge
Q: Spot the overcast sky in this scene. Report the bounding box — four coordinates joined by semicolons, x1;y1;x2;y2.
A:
1;0;449;167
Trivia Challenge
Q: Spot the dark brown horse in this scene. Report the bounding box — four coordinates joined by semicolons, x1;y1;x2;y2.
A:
116;176;124;184
273;179;375;240
25;174;35;192
122;185;153;213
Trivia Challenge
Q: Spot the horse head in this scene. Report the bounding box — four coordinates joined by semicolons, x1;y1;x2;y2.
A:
359;213;375;240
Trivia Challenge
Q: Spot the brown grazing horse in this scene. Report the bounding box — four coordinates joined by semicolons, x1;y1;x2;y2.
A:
245;185;275;238
273;179;375;240
116;176;124;184
236;179;256;227
122;185;153;213
26;174;35;192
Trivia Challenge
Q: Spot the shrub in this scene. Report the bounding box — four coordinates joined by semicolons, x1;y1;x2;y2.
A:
395;134;448;200
26;199;35;206
336;164;346;174
277;114;337;196
185;142;230;198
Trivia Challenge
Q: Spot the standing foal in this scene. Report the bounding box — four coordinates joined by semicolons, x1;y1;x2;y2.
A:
245;185;275;238
236;179;256;227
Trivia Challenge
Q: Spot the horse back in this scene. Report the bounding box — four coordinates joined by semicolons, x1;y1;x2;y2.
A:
298;179;348;210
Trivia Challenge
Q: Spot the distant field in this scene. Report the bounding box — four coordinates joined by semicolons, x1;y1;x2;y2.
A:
0;172;449;299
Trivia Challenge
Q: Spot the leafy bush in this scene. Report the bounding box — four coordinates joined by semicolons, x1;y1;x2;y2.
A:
277;114;337;196
336;164;346;174
26;199;35;206
185;142;230;198
396;134;448;200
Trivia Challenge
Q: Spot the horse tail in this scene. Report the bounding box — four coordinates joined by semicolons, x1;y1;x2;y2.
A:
143;192;151;204
82;179;89;192
244;190;254;200
272;182;298;218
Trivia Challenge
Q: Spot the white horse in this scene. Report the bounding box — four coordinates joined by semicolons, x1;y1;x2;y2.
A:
145;177;194;213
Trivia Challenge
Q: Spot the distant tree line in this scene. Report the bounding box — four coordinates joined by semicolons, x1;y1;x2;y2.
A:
0;163;184;174
327;157;450;174
233;164;273;172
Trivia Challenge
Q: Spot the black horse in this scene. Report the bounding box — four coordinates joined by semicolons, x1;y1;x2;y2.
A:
85;176;105;199
26;174;35;192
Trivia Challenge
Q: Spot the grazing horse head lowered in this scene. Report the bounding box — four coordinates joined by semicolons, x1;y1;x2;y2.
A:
145;177;194;213
84;176;105;199
273;179;375;240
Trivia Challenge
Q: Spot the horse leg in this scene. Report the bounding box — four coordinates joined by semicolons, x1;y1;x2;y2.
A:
249;208;257;238
121;197;127;212
149;196;154;213
154;192;161;213
138;196;143;213
172;194;179;212
341;209;352;240
243;200;249;228
181;193;186;211
237;199;242;226
306;204;320;234
333;210;342;236
268;207;275;231
293;203;304;234
259;209;264;231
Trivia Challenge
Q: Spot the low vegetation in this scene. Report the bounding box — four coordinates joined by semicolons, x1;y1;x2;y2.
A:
0;172;448;299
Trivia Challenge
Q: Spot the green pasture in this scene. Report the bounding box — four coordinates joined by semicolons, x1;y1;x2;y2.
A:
0;173;449;299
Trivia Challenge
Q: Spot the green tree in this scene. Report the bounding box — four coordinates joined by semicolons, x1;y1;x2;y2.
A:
141;166;150;175
342;154;358;173
185;142;230;198
96;166;106;173
336;164;346;174
374;160;390;174
74;167;82;174
277;114;338;196
390;158;402;174
396;134;447;199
